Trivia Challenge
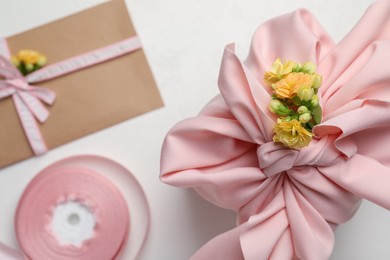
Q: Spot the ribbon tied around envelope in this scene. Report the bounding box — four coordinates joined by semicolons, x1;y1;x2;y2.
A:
0;56;55;155
0;36;142;156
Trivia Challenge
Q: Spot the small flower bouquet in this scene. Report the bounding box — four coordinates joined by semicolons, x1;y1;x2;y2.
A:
265;59;322;149
12;49;47;75
161;1;390;259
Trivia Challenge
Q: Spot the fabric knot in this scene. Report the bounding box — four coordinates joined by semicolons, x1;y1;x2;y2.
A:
257;135;341;177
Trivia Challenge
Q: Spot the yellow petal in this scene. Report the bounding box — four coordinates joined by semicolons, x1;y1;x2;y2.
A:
273;119;313;149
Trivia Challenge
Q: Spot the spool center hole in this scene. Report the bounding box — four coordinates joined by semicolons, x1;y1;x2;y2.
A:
68;213;80;225
52;201;95;246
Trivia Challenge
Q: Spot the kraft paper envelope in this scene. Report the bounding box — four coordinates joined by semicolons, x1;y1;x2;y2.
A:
0;0;163;168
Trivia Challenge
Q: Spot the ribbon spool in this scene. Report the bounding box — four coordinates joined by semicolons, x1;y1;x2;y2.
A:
6;155;150;260
16;167;129;260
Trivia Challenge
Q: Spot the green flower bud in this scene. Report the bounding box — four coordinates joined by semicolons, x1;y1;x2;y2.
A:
269;99;290;116
292;63;302;72
25;63;34;71
297;106;309;114
37;56;47;67
302;62;316;74
297;85;314;101
311;95;319;107
312;74;322;89
299;112;312;123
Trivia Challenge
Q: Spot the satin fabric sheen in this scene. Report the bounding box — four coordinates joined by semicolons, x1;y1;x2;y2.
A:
160;1;390;259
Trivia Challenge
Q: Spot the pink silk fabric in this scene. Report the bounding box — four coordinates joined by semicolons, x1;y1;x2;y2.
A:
160;1;390;259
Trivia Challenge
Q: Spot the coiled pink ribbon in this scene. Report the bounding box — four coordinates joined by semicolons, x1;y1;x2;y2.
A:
0;37;142;155
18;167;129;260
0;155;151;260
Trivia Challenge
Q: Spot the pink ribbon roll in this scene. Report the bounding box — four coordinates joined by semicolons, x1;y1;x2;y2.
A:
1;155;150;260
16;167;129;260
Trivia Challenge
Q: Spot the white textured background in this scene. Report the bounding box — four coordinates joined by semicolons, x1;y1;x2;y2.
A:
0;0;389;259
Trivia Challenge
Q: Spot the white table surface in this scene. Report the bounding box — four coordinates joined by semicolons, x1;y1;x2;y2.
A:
0;0;389;259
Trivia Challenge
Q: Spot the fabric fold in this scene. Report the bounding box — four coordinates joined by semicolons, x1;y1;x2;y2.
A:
161;1;390;259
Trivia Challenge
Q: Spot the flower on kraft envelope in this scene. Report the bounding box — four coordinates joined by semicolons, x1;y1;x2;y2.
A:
12;49;47;75
161;1;390;260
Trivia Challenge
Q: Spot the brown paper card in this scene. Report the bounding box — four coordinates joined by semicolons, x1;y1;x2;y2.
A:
0;0;163;168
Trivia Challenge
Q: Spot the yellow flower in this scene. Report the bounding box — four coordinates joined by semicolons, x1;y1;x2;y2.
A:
273;72;312;99
297;84;314;101
264;58;296;85
16;50;46;65
273;119;313;149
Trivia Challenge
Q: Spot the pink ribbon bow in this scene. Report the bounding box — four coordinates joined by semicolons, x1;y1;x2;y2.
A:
161;1;390;259
0;56;55;155
0;36;142;157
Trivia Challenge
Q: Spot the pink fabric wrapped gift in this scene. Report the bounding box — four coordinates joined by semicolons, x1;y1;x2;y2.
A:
161;1;390;259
